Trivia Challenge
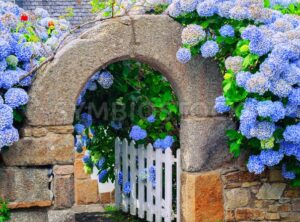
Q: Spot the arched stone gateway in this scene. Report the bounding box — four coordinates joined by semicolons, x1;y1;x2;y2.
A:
1;15;299;222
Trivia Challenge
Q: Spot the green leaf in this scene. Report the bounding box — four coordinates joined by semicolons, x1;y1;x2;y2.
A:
159;110;168;121
226;129;240;141
229;140;241;158
165;122;173;131
264;0;271;8
291;178;300;187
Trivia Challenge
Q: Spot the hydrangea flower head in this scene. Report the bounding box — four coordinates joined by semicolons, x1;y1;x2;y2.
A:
98;169;108;183
259;150;284;167
200;40;219;58
176;48;191;63
214;96;230;114
225;56;243;73
197;1;217;17
0;104;13;131
283;123;300;144
0;39;11;60
129;125;147;141
81;113;92;128
118;171;123;185
149;166;156;188
181;24;206;46
97;71;114;89
74;123;85;135
97;157;106;169
4;88;29;109
147;115;156;123
257;101;285;122
123;182;131;195
14;43;33;62
6;55;18;68
167;0;182;18
247;155;265;174
82;152;91;164
245;72;270;95
0;126;19;148
179;0;198;13
236;71;252;88
219;25;235;37
282;164;296;180
288;88;300;105
250;121;276;140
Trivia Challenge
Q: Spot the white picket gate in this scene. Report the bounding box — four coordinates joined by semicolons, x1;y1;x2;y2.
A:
115;138;181;222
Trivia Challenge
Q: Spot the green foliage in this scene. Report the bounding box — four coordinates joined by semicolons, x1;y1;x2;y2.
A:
0;199;10;222
76;61;179;182
272;3;300;15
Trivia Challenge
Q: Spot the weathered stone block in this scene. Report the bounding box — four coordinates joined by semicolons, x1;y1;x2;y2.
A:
0;167;51;206
74;159;90;180
48;209;75;222
256;183;286;200
181;171;224;222
53;165;74;176
235;208;265;221
10;209;48;222
180;117;234;172
225;188;250;209
2;133;74;166
53;175;74;209
75;179;99;205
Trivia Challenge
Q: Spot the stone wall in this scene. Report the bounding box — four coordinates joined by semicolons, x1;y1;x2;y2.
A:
222;167;300;222
15;0;95;25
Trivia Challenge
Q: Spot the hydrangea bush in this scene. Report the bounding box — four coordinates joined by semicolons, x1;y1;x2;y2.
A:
169;0;300;185
0;1;70;152
74;61;179;187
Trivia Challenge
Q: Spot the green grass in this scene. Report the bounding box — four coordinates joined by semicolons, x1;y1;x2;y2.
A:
104;205;145;222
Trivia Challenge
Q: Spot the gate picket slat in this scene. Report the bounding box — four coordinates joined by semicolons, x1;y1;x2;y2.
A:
115;138;122;209
122;139;129;212
164;148;173;222
155;148;163;222
129;141;137;216
138;144;145;219
146;143;154;222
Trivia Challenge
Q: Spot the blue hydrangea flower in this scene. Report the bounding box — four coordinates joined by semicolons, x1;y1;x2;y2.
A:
241;25;263;43
225;56;243;73
111;121;122;130
97;71;114;89
98;169;108;183
280;142;300;160
179;0;198;13
229;6;250;20
247;155;265;174
236;71;252;88
250;121;276;140
4;88;29;109
154;136;174;150
34;8;49;18
257;101;285;122
81;113;92;128
217;1;235;18
168;0;182;18
245;72;270;95
181;24;206;46
282;64;300;85
118;171;123;186
285;102;298;118
87;81;97;91
176;48;191;64
271;42;299;61
282;164;296;180
153;138;163;149
214;96;230;113
149;166;156;188
0;104;13;131
283;123;300;144
259;150;284;167
97;157;106;169
123;182;131;195
270;79;292;98
0;126;19;148
0;39;11;60
200;40;219;58
288;88;300;105
14;43;33;62
75;137;83;153
197;1;217;17
0;59;7;71
129;126;147;141
0;70;20;89
74;123;85;135
147;115;156;123
82;152;91;164
219;25;235;37
249;38;273;56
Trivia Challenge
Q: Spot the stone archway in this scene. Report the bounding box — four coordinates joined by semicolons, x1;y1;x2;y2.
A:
1;15;233;221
